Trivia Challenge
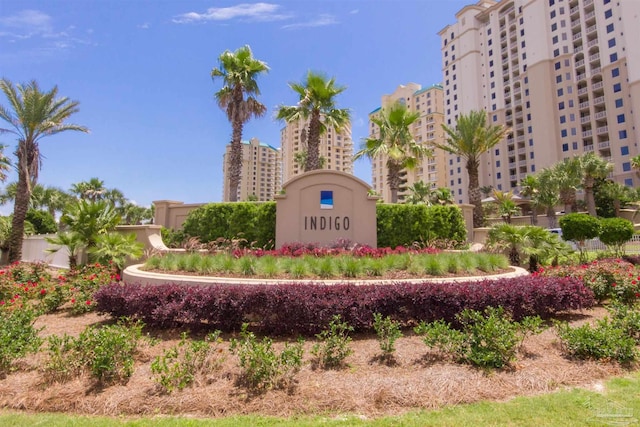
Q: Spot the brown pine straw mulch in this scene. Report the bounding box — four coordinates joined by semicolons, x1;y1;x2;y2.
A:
0;306;637;420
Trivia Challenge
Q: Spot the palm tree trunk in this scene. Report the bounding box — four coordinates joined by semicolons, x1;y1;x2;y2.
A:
387;160;402;204
546;207;558;229
466;160;483;228
306;110;321;171
228;90;244;202
585;178;596;216
8;167;31;263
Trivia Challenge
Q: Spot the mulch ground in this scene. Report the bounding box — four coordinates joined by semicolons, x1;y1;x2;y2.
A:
0;306;637;420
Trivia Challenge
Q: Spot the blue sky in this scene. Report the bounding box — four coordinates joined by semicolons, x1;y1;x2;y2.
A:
0;0;470;210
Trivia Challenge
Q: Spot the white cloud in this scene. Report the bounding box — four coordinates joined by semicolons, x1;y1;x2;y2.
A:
138;22;150;29
173;3;291;24
350;9;359;14
281;14;338;30
0;9;93;57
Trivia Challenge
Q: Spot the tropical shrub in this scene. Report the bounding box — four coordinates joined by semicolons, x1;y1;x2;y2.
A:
555;318;638;362
559;213;600;262
372;312;403;362
25;209;57;234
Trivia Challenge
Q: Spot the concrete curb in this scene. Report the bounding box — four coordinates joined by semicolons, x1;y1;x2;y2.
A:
123;264;529;286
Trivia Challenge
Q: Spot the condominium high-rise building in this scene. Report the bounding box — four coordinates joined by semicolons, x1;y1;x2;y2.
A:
279;118;354;183
440;0;640;204
222;138;281;202
368;83;448;203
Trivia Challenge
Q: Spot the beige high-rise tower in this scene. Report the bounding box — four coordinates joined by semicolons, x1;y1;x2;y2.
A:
279;118;353;184
440;0;640;203
222;138;281;202
368;83;448;203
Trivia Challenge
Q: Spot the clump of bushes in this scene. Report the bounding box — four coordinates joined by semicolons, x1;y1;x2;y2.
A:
95;276;594;335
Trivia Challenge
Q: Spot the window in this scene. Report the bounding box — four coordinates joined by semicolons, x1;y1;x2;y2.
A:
615;99;623;108
621;146;629;156
488;49;493;56
562;143;569;151
572;142;578;150
619;130;627;139
614;83;621;92
553;35;559;44
610;53;618;62
625;178;633;187
552;23;557;31
550;10;556;19
530;152;535;159
557;88;563;96
608;38;616;48
560;115;566;124
491;81;495;88
553;48;560;57
489;60;494;67
528;126;533;133
497;172;502;179
558;101;565;110
617;114;626;123
556;75;562;83
529;139;534;146
555;61;561;70
561;129;568;137
496;160;501;167
531;165;536;172
607;23;614;33
458;178;462;184
612;68;620;78
623;162;631;172
605;9;612;19
495;149;500;155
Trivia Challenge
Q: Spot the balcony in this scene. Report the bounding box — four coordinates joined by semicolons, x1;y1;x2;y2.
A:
597;125;608;134
584;0;593;6
579;100;590;109
582;130;593;138
574;45;583;54
573;32;583;41
510;174;517;181
589;53;600;62
598;140;610;149
578;87;588;95
499;5;515;17
586;25;597;35
571;19;580;28
584;144;595;152
515;123;524;130
580;115;591;123
585;11;596;21
594;96;605;105
575;59;585;68
570;5;580;15
591;66;601;75
517;147;526;155
587;38;598;48
518;160;527;167
577;73;586;81
516;135;525;143
595;111;607;119
592;81;604;90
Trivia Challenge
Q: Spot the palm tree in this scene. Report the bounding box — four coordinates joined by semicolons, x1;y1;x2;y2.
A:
0;144;10;183
579;152;613;216
631;154;640;180
0;79;89;262
436;110;510;228
492;189;520;224
0;183;71;220
551;157;582;214
430;187;455;205
353;102;432;203
405;181;432;205
536;168;562;228
70;177;106;201
45;231;84;270
211;45;268;202
60;199;121;255
519;175;540;225
277;71;350;172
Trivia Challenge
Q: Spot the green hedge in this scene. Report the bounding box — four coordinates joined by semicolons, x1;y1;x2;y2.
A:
182;202;466;249
376;204;466;248
182;202;275;248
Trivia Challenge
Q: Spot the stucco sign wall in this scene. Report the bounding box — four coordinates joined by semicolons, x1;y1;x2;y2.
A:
275;170;378;248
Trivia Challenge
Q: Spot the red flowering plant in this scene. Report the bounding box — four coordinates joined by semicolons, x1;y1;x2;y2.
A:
537;258;640;305
63;262;120;315
0;262;65;313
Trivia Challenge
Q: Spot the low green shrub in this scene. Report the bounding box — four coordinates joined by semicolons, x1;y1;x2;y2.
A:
230;324;304;391
151;331;224;393
599;217;634;257
555;318;638;362
372;313;403;362
311;315;353;369
45;319;144;384
0;308;42;375
414;307;543;369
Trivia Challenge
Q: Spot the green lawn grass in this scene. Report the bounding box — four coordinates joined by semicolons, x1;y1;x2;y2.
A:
2;371;638;426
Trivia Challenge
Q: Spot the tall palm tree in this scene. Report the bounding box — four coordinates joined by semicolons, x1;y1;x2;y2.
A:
631;154;640;180
70;177;106;201
519;175;540;225
0;144;10;183
579;152;613;216
551;157;582;214
277;71;350;172
537;168;562;228
353;102;432;203
436;110;510;228
0;79;89;262
211;45;268;202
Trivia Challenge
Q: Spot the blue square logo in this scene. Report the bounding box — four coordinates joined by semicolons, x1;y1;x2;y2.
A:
320;190;333;209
